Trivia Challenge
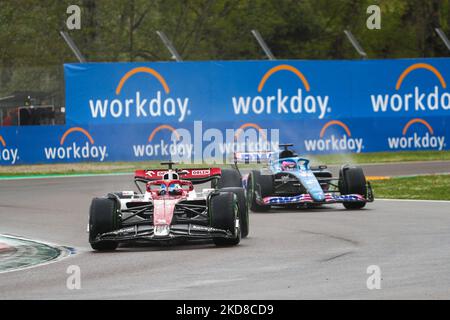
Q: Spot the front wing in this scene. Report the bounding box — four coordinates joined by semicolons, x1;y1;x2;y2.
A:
261;193;371;205
92;223;235;243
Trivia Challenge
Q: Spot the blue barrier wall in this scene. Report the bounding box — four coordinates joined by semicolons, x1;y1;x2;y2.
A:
1;58;449;165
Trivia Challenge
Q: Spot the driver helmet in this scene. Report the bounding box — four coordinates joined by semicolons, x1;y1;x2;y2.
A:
281;160;296;171
158;184;167;195
169;183;182;195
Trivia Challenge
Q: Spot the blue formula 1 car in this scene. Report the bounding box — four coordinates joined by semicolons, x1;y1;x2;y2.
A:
230;144;374;212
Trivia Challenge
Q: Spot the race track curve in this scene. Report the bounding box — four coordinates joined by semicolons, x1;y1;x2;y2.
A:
0;172;450;299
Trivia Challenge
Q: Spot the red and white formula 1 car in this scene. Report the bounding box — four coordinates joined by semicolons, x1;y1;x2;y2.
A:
88;162;249;251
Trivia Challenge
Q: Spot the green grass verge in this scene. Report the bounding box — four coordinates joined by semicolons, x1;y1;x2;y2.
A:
371;174;450;200
0;161;209;177
0;150;449;177
309;150;450;165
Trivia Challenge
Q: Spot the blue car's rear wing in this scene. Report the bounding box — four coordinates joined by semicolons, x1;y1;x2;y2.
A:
233;151;277;164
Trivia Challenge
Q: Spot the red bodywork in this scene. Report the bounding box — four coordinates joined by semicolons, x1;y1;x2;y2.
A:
135;168;221;184
135;168;221;229
146;180;194;227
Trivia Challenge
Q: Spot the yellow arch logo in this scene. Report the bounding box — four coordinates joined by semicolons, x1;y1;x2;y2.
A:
402;118;434;135
396;63;446;90
0;135;6;147
147;124;180;143
116;67;170;95
60;127;95;145
319;120;352;138
234;123;268;141
258;64;311;92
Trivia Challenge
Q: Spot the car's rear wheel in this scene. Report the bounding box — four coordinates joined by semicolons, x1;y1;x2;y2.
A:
247;170;274;212
213;168;242;189
210;192;240;246
89;198;121;251
219;187;249;238
339;165;367;210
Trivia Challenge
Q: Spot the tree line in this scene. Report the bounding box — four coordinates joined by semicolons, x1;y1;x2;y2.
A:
0;0;449;96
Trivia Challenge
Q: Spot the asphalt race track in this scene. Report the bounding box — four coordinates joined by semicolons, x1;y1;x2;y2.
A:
1;163;450;299
327;160;450;177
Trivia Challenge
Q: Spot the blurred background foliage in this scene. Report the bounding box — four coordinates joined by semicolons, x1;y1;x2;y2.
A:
0;0;449;96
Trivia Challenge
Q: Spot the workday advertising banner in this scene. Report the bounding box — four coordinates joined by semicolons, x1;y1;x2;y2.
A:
64;59;450;124
0;116;447;165
1;58;449;165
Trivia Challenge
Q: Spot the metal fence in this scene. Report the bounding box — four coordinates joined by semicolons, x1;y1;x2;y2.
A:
0;66;65;126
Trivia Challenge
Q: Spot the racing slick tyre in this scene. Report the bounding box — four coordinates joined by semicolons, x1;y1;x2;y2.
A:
89;198;121;251
339;165;367;210
210;192;241;246
220;187;249;238
213;168;242;189
247;170;274;212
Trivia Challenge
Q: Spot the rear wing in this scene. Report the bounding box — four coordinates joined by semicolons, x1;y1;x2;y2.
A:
233;151;277;164
134;168;222;185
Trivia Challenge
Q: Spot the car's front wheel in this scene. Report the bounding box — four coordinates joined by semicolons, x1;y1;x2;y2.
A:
339;165;367;210
220;187;249;238
209;192;240;246
89;198;121;251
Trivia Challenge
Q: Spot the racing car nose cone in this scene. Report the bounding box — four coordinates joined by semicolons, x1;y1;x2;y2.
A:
311;191;325;202
154;225;170;237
